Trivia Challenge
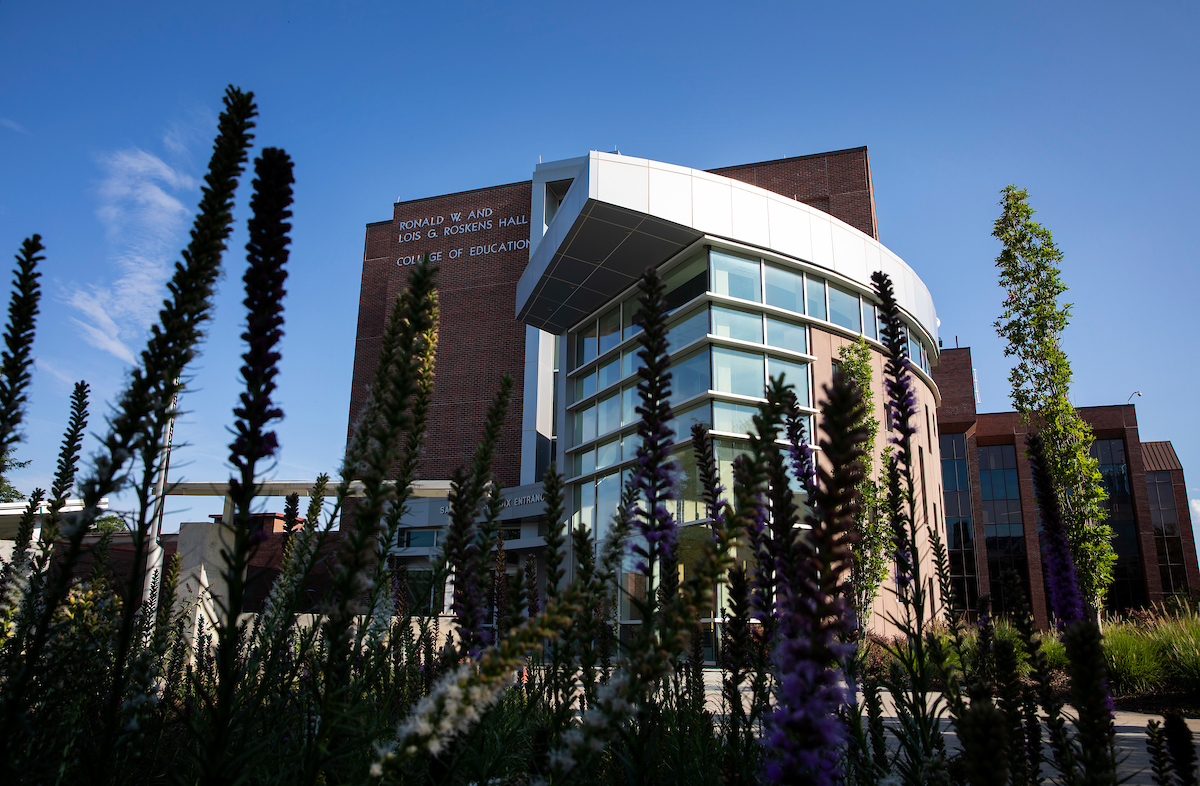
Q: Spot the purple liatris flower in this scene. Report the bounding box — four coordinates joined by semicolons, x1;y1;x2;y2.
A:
763;370;866;785
783;391;816;499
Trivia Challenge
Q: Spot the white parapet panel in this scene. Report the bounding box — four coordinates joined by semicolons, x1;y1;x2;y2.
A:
518;151;939;348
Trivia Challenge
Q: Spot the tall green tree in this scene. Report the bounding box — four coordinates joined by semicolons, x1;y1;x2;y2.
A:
993;185;1113;615
837;338;889;628
0;453;29;502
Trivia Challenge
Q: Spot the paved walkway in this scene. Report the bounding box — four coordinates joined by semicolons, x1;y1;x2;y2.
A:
699;669;1199;785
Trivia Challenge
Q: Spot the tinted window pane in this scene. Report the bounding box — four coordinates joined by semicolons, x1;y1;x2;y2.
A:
622;350;635;379
1005;469;1019;499
806;276;827;320
764;264;804;313
621;385;636;426
573;481;595;530
713;347;764;398
769;357;809;407
573;371;596;403
576;322;597;367
598;392;621;436
828;284;861;331
666;307;708;353
666;403;711;441
580;446;595;475
621;432;640;462
711;251;761;302
598;307;621;355
596;439;619;470
765;317;806;353
579;405;596;443
596;472;621;528
622;296;642;341
671;348;710;402
598;358;620;391
713;400;758;434
664;254;708;311
863;301;879;340
712;306;763;343
908;333;922;368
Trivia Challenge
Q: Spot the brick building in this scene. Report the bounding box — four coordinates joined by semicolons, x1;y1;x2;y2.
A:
933;347;1199;626
352;147;944;639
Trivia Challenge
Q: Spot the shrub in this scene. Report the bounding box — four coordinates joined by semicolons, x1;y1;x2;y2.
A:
1103;622;1165;695
1148;607;1200;695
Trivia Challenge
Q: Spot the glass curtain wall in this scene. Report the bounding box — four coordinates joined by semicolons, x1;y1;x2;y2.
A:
1092;439;1145;610
1146;471;1190;596
979;444;1029;615
941;433;977;614
562;246;926;633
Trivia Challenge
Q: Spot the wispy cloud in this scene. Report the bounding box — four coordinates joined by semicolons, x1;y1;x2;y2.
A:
34;358;79;390
1190;498;1200;522
162;111;213;158
0;118;30;135
68;148;198;363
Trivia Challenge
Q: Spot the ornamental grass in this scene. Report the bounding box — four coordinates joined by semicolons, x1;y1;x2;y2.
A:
0;88;1196;786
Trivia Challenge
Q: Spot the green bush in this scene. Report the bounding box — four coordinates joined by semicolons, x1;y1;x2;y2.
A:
1147;609;1200;694
1103;622;1165;695
1039;628;1068;672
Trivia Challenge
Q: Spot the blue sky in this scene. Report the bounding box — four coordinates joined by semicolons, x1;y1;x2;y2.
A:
0;1;1197;532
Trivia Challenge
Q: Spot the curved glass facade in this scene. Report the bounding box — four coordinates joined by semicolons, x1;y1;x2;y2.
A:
561;246;936;626
563;246;933;536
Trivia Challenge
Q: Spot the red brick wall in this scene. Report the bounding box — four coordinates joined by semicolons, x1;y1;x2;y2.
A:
351;182;534;488
931;348;977;431
708;147;878;239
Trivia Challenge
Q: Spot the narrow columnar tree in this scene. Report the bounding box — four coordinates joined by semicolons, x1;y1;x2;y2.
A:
836;337;888;629
993;185;1112;614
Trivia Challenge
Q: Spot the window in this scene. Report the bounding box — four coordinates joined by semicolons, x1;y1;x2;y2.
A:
828;284;861;332
666;307;709;353
978;444;1029;616
713;400;758;434
712;305;762;344
572;481;595;531
806;275;827;321
713;347;763;398
404;569;438;616
1092;438;1145;610
572;370;596;403
942;433;977;614
598;392;621;436
664;254;708;312
598;357;621;391
862;301;879;341
1146;471;1190;596
596;438;620;470
764;264;804;313
598;307;621;356
595;472;621;534
574;321;597;368
622;295;642;341
621;385;637;426
768;357;809;407
671;348;711;403
573;404;596;445
765;317;806;354
403;529;439;548
710;251;761;302
665;403;711;446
